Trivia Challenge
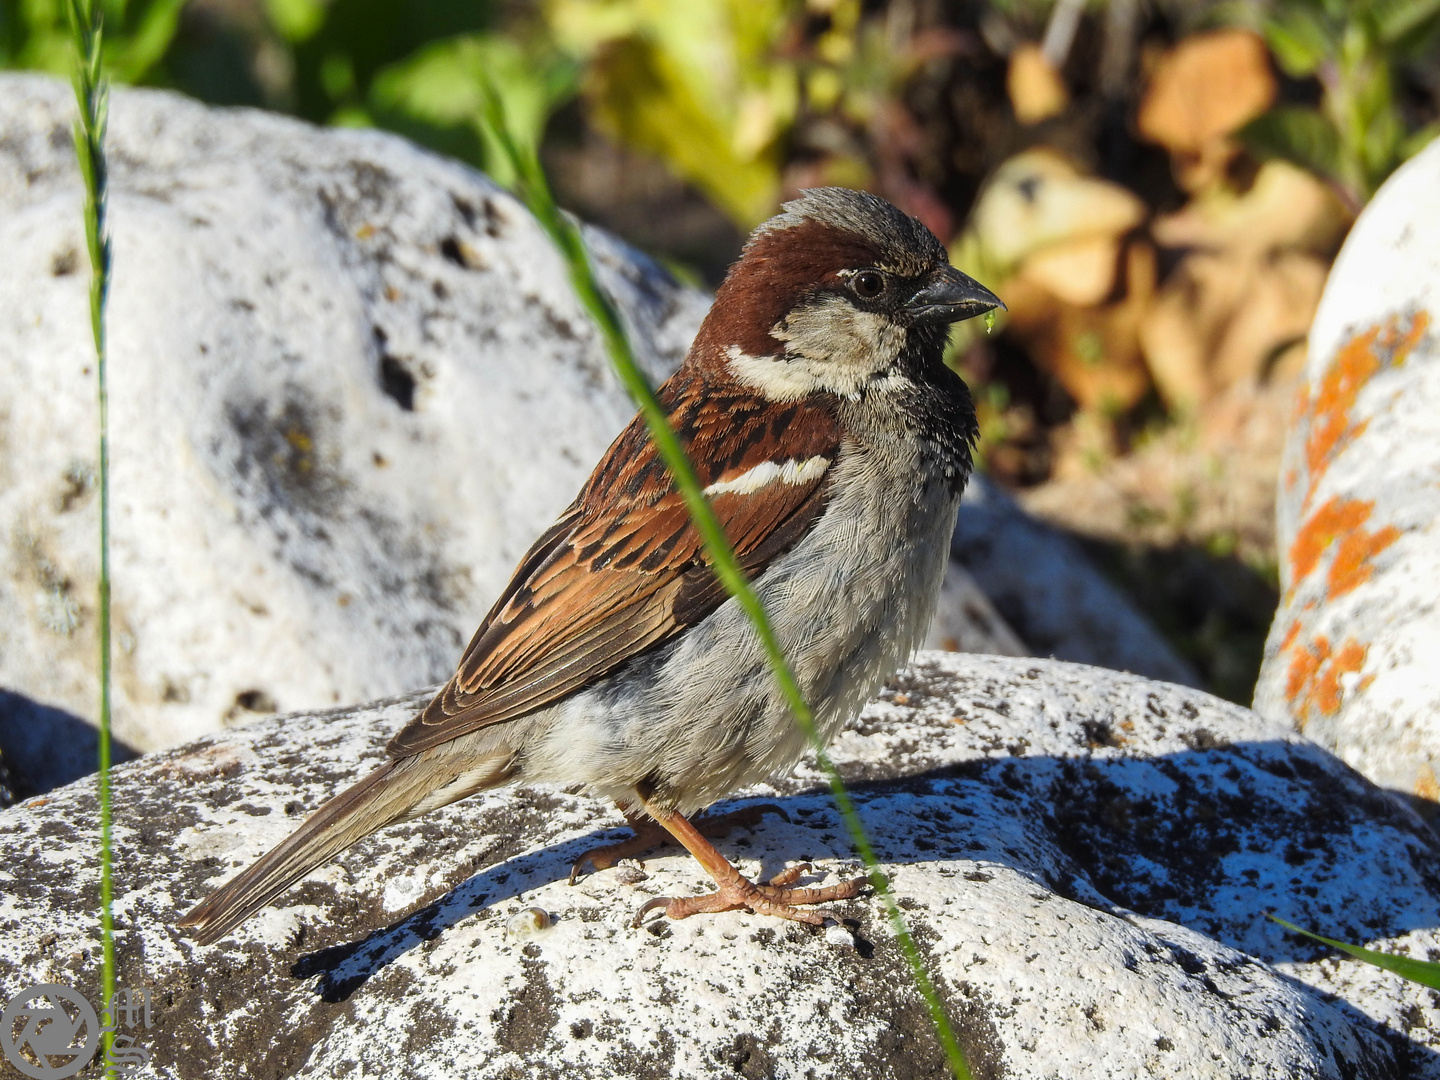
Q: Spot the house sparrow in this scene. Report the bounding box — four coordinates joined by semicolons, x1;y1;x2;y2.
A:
179;187;1002;945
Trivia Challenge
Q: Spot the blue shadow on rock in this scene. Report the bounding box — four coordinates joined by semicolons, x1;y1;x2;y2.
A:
0;688;140;798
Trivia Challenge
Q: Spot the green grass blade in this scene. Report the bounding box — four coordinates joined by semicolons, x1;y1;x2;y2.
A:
474;81;973;1080
67;0;116;1058
1268;915;1440;990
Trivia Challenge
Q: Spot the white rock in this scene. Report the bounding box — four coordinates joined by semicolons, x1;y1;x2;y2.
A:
1;654;1432;1078
1253;138;1440;804
952;475;1199;685
920;556;1028;656
0;73;707;789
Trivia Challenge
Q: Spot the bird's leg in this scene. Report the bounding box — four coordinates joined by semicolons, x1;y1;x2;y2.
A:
569;801;789;885
630;797;866;927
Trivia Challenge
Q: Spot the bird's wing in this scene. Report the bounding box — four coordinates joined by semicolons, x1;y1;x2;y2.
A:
386;378;841;757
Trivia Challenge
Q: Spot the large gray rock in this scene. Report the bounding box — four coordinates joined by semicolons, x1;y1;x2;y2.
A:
953;476;1199;686
0;73;707;792
1253;138;1440;805
0;75;1193;798
3;654;1435;1078
919;556;1028;657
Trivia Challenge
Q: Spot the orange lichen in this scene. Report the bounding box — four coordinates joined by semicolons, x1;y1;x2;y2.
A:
1327;523;1402;598
1288;493;1405;599
1391;311;1429;366
1312;639;1367;716
1286;634;1369;726
1286;634;1330;708
1299;311;1431;508
1290;380;1310;427
1289;496;1375;583
1303;327;1379;487
1277;619;1302;654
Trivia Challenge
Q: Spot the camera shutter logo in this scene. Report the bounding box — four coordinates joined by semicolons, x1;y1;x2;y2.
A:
1;984;99;1080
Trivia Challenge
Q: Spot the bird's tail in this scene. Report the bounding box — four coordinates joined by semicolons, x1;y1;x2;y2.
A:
178;744;514;945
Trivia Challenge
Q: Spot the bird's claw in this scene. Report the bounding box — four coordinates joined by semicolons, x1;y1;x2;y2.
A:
630;866;865;928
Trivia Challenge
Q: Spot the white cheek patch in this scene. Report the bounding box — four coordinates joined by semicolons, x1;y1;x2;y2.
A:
703;455;830;497
726;298;909;401
778;301;906;371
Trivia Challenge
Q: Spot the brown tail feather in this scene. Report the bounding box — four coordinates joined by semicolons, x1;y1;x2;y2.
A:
178;749;512;945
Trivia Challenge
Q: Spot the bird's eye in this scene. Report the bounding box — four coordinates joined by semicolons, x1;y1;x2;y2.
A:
850;270;886;299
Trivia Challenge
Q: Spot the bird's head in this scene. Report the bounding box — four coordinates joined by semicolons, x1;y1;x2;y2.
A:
692;188;1003;401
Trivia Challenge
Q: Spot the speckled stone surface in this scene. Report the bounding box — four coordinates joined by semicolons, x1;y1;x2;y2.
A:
1253;138;1440;805
3;654;1435;1078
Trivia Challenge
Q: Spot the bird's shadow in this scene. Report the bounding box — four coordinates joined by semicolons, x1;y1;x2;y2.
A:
289;738;1440;1079
290;794;836;1002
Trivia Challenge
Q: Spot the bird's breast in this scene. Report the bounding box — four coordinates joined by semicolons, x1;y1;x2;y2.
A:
653;437;961;806
522;432;964;814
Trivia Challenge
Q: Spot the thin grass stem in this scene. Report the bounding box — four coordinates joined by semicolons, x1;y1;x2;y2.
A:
66;0;115;1059
473;83;973;1080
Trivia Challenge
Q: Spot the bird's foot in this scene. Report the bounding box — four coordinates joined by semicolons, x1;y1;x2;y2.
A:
569;804;788;885
632;864;866;927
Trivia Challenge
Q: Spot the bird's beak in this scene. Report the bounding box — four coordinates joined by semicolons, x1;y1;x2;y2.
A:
905;266;1005;325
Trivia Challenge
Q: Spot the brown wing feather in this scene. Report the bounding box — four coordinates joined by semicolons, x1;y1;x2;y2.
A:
386;371;841;758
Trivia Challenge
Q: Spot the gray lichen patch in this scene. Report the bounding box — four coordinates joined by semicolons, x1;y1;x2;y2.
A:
226;392;350;519
12;524;86;637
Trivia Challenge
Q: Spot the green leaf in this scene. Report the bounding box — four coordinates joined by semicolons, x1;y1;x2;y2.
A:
583;35;780;226
1262;9;1334;76
328;103;373;128
109;0;185;83
264;0;328;43
1239;106;1341;178
369;34;578;188
1376;0;1440;46
544;0;791;227
65;0;118;1066
1269;915;1440;990
1400;121;1440;161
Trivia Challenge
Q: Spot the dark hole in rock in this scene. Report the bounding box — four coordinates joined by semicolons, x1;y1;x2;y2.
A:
380;356;416;411
451;194;478;229
235;689;277;714
439;236;466;267
52;248;79;276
